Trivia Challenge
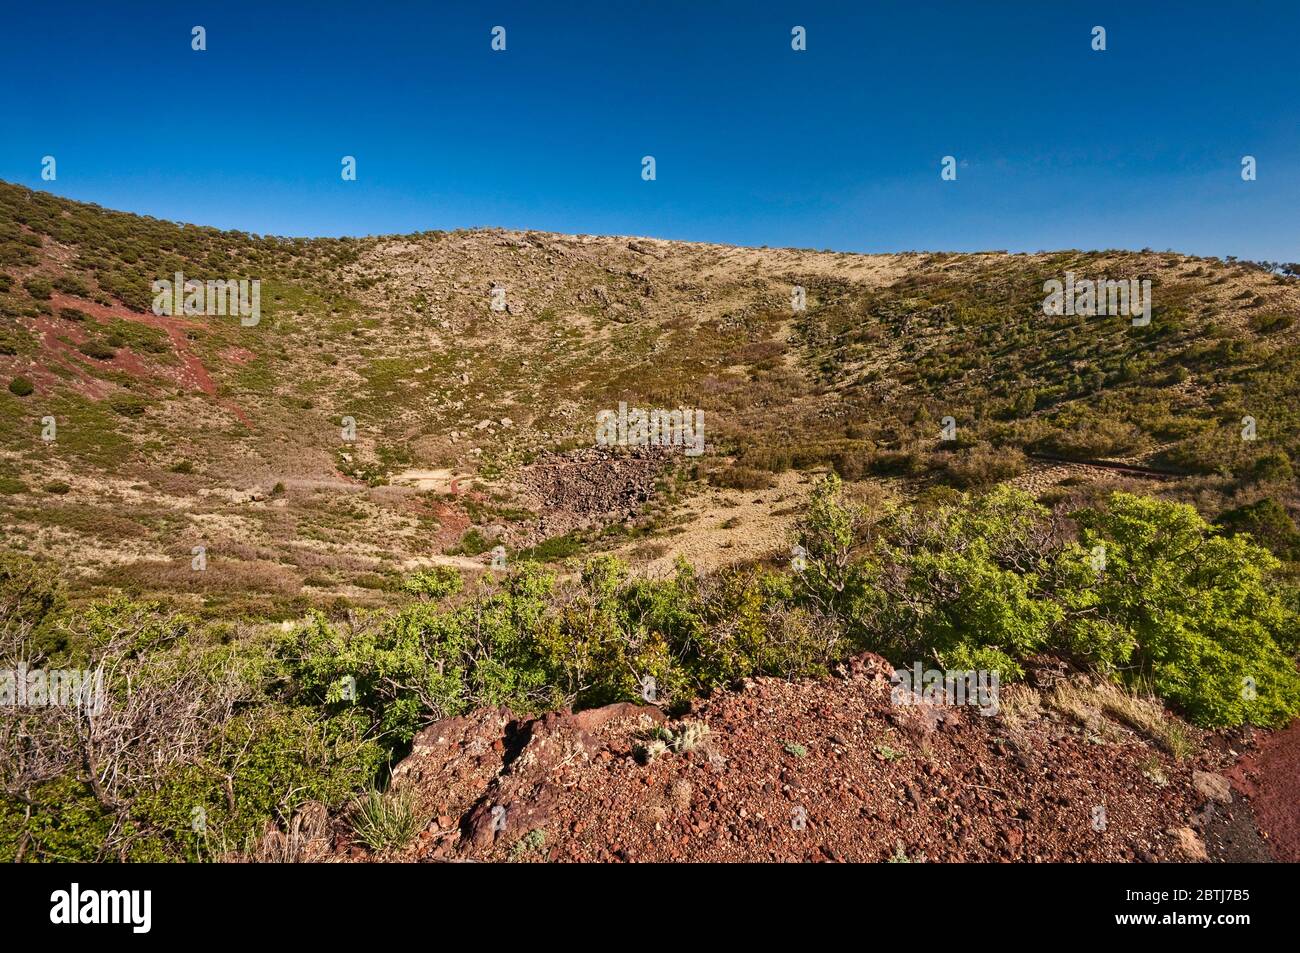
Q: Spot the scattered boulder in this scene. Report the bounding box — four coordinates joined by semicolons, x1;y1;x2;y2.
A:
1169;826;1209;862
463;703;664;849
1192;770;1233;804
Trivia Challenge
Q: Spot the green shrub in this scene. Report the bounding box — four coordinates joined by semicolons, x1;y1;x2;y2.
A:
1252;451;1295;485
7;375;33;397
52;274;91;297
792;476;1300;728
941;443;1027;488
739;445;793;472
794;473;873;620
1031;414;1144;459
22;276;52;300
867;449;926;476
284;566;565;745
400;566;464;601
448;527;493;556
0;550;64;634
108;393;148;417
78;340;116;361
518;533;584;562
1249;312;1294;335
0;594;383;862
1216;498;1300;561
0;477;26;495
838;485;1061;675
1071;494;1300;726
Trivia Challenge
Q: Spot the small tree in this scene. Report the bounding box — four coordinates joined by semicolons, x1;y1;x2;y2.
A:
794;474;873;620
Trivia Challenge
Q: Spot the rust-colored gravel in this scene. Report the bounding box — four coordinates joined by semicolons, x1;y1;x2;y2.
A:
1228;718;1300;861
330;654;1253;864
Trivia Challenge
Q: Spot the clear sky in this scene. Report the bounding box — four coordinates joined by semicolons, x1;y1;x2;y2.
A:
1;1;1297;260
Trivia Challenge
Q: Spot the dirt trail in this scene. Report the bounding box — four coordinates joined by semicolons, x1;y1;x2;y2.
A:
1025;452;1182;480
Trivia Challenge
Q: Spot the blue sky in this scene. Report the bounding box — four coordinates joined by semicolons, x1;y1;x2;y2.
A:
1;1;1297;259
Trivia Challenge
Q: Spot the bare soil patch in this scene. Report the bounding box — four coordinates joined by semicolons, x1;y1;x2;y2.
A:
327;656;1234;863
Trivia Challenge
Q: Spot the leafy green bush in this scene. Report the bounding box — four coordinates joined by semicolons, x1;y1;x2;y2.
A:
791;476;1299;728
399;566;463;601
52;274;91;297
941;443;1027;488
284;565;565;745
518;533;585;562
833;485;1062;679
1071;494;1300;726
1251;451;1295;485
448;527;493;556
1030;413;1145;459
0;551;64;635
7;375;33;397
0;592;384;862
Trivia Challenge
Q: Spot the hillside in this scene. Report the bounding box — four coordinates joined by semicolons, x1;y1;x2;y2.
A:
2;181;1298;618
2;181;1298;864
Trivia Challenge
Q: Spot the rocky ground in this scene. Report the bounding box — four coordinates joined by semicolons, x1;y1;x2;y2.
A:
1224;718;1300;861
509;446;675;544
252;654;1293;864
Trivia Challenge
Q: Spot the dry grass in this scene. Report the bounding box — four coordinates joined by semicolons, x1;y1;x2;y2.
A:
997;683;1042;733
1047;678;1199;760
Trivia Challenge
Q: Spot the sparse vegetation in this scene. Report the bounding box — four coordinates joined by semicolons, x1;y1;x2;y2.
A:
0;181;1297;864
350;786;429;854
509;828;547;861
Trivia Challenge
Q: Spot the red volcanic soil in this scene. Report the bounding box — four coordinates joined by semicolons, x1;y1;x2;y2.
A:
316;655;1226;864
1227;719;1300;861
37;293;251;425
